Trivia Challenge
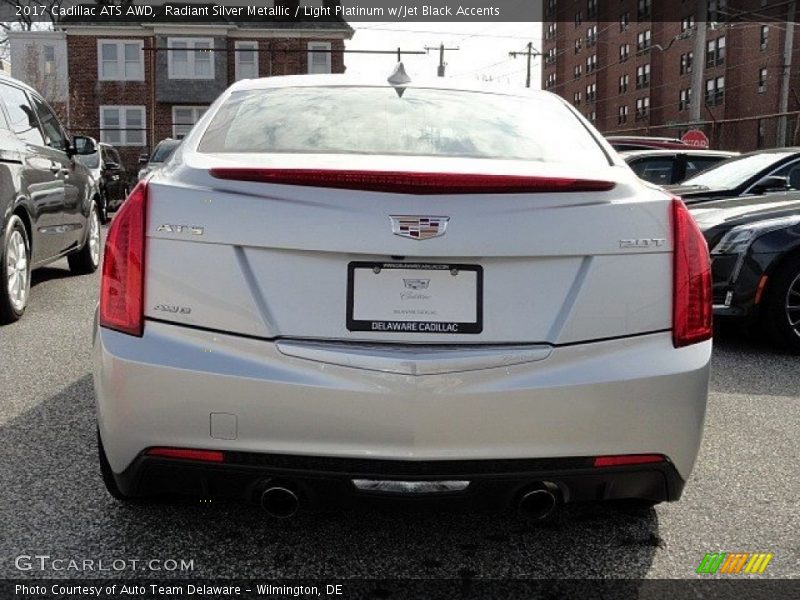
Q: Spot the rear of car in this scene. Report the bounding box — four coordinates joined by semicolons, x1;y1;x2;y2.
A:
94;77;712;516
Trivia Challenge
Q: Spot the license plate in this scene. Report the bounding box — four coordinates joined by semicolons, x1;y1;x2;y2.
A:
347;262;483;334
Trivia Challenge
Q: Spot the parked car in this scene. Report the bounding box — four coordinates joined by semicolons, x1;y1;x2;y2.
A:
0;74;101;324
691;194;800;351
668;148;800;204
75;140;130;223
622;149;738;186
94;73;712;518
607;136;694;151
137;138;181;181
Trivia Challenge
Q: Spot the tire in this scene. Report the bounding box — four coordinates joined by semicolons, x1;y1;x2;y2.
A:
67;202;101;275
98;190;109;224
98;430;133;502
0;215;31;324
763;256;800;353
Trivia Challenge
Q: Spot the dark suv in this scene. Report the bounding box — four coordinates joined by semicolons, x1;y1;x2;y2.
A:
0;74;100;324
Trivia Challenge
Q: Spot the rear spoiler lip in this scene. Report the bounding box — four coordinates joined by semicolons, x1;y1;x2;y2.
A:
208;168;617;195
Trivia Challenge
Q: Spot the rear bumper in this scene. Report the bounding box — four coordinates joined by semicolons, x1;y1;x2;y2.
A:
113;450;685;507
94;321;710;499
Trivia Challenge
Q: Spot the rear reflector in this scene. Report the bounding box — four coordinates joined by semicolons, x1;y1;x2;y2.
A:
209;168;616;195
99;181;147;337
146;447;225;463
672;198;713;348
593;454;665;468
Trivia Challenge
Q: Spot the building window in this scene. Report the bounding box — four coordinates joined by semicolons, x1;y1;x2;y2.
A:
680;52;693;75
635;97;650;120
97;40;144;81
574;64;583;79
100;106;145;146
42;44;56;76
546;47;558;65
620;12;630;31
168;37;214;80
587;0;598;19
172;106;207;139
757;118;767;148
619;74;629;93
760;25;769;50
706;36;726;67
619;43;630;62
575;11;583;26
308;42;332;74
636;63;651;88
681;15;695;33
574;91;582;106
705;76;725;105
545;22;557;41
679;88;692;111
586;83;596;103
618;105;629;124
545;73;557;90
586;54;598;73
637;0;652;20
637;30;652;53
587;110;596;122
758;67;767;93
545;0;556;18
587;25;598;47
575;38;583;53
707;0;728;22
234;41;258;80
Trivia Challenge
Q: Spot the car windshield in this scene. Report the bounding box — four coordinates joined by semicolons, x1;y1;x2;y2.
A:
682;152;796;189
75;152;100;169
150;141;179;162
198;86;609;165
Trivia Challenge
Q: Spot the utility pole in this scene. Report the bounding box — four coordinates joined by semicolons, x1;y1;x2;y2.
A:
777;1;796;146
690;1;707;123
424;43;460;77
509;42;540;88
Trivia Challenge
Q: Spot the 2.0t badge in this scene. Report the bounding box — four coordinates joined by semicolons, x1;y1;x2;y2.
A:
390;215;449;240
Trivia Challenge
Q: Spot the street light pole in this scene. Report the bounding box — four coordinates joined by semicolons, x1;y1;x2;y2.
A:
777;1;796;146
690;2;707;123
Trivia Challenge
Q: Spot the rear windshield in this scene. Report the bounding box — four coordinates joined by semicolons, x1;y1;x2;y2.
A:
198;86;609;165
151;141;179;162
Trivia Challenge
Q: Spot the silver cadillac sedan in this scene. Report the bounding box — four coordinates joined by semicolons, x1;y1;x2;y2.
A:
94;70;712;519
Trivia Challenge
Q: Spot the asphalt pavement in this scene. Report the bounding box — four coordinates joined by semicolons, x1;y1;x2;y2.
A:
1;244;798;583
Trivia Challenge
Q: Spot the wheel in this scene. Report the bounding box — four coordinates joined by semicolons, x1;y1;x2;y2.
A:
98;430;133;502
67;202;101;275
0;215;31;324
98;191;109;224
764;256;800;352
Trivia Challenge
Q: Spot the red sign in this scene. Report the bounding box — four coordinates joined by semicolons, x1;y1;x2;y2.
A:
681;129;710;148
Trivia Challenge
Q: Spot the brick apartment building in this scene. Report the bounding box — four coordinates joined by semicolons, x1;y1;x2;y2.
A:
9;1;352;170
541;0;800;151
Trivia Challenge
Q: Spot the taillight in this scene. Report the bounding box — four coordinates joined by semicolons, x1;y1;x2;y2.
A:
593;454;665;467
99;181;147;336
672;198;712;348
146;447;225;463
209;168;616;195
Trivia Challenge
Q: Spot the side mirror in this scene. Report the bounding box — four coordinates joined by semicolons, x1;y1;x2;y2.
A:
752;175;790;194
104;161;120;171
72;135;97;156
138;153;149;165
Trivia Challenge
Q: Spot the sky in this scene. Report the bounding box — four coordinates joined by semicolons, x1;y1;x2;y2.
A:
344;22;542;88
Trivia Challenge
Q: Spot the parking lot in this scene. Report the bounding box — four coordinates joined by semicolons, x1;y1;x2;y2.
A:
1;245;798;581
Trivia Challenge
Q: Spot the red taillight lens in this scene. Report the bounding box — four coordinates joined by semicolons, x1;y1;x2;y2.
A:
593;454;665;468
99;181;147;336
209;168;616;195
146;447;225;463
672;198;712;348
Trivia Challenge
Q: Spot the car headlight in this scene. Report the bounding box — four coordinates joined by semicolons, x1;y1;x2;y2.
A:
711;215;800;282
711;216;800;255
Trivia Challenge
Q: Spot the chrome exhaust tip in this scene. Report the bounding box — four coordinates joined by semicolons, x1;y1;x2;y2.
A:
259;485;299;519
517;482;559;520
